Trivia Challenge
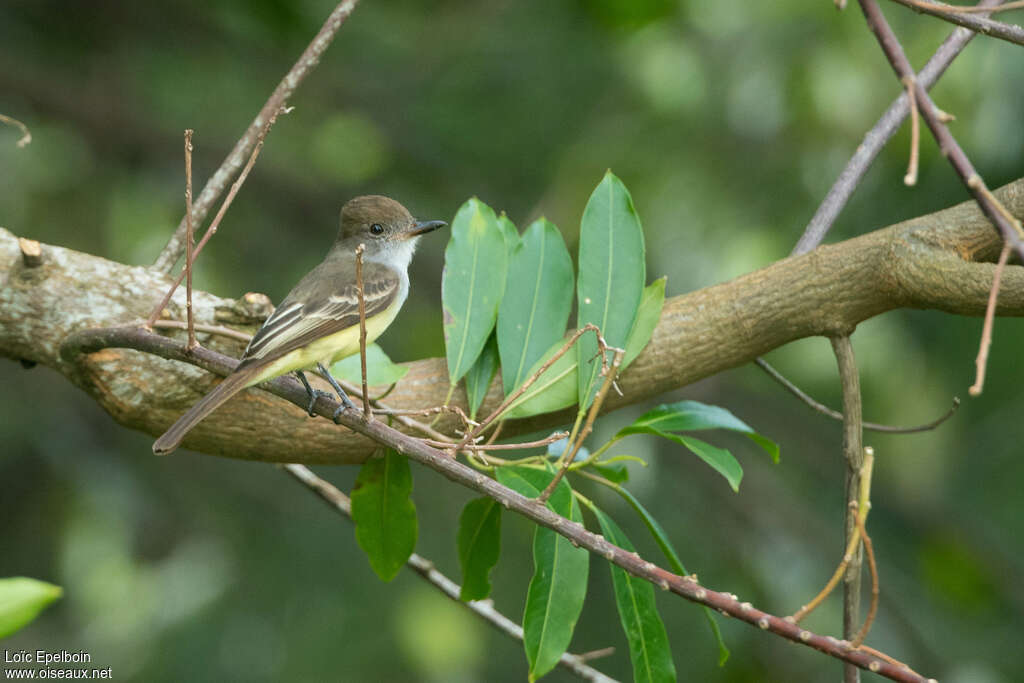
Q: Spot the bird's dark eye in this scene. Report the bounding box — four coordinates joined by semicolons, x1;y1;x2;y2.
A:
370;223;384;235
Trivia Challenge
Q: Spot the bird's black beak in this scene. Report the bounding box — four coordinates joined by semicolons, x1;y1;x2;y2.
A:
408;219;447;237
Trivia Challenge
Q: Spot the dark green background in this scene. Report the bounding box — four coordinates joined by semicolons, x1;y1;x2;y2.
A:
2;1;1022;681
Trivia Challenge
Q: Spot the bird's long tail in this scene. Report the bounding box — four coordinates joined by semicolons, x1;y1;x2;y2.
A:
153;370;256;455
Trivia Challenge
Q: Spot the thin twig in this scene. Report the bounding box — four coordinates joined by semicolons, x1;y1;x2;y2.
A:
791;449;875;624
354;243;371;419
793;0;1001;255
539;349;624;505
423;431;569;452
851;510;879;647
755;358;961;433
152;319;253;343
460;324;604;449
61;326;937;683
830;335;865;683
145;105;290;327
153;0;362;272
0;113;32;147
184;130;197;350
888;0;1024;46
901;76;920;186
969;241;1012;395
279;464;616;683
857;0;1024;261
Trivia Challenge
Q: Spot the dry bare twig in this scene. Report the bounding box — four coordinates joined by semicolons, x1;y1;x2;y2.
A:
754;358;961;433
888;0;1024;47
153;0;363;272
145;105;290;328
857;0;1024;259
0;112;32;147
969;241;1013;395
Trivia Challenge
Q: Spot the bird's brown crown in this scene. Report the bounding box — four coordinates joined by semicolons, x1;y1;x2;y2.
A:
337;195;414;243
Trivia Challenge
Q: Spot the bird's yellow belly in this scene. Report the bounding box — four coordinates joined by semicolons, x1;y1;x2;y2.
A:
244;300;402;387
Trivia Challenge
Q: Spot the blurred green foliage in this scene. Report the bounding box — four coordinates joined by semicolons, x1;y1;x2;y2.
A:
2;0;1023;681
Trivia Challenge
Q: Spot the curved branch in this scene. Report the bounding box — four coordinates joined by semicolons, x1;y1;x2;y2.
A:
57;325;933;683
888;0;1024;47
2;178;1024;463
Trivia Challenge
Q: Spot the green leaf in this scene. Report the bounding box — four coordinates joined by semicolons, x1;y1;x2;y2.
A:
501;338;579;419
457;497;503;601
590;507;675;683
496;466;588;681
592;462;629;483
464;333;499;419
613;487;730;665
351;450;418;582
0;577;62;638
647;429;744;491
622;277;666;370
331;343;409;386
619;400;779;463
577;171;645;410
498;218;574;395
442;198;509;384
498;212;521;254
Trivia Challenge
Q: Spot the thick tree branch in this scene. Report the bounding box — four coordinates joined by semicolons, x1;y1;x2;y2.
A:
2;178;1024;463
887;0;1024;47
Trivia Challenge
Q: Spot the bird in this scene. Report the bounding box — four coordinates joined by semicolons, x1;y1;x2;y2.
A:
152;195;446;455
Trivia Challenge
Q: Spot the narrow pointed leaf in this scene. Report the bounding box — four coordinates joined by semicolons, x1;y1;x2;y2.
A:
622;277;666;370
331;343;409;386
501;338;578;419
0;577;62;638
496;466;588;681
498;218;574;395
442;198;508;384
577;171;645;409
591;506;675;683
614;486;730;665
618;400;779;463
351;450;417;582
457;497;502;601
464;333;499;419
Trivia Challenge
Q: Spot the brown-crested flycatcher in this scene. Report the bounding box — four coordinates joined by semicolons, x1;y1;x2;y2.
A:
153;195;445;454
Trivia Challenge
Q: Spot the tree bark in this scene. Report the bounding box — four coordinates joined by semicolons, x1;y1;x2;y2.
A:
2;178;1023;464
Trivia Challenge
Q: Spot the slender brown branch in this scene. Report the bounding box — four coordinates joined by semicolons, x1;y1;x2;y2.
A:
0;112;32;148
857;0;1024;260
460;323;603;448
969;241;1012;395
152;319;253;343
917;0;1024;11
888;0;1024;46
58;326;933;682
184;130;197;350
145;106;289;327
791;449;875;625
539;349;624;505
851;511;879;648
279;463;616;683
792;0;1001;255
755;358;961;433
153;0;362;272
354;243;371;419
830;335;865;683
901;76;920;187
422;431;568;452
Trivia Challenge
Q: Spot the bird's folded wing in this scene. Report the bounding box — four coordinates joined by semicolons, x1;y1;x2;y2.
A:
239;262;400;368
